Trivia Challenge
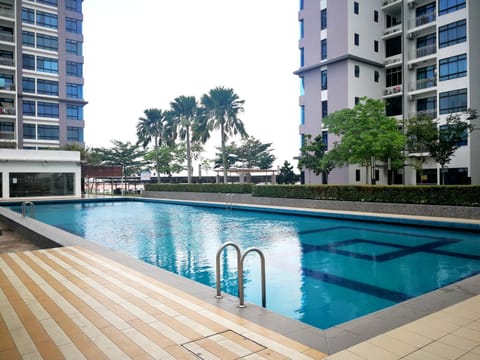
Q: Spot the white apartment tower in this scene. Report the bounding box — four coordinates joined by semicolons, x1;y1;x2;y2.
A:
0;0;85;150
296;0;479;185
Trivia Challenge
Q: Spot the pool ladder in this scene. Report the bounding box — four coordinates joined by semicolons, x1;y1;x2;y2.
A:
215;242;266;308
225;193;234;211
21;201;35;218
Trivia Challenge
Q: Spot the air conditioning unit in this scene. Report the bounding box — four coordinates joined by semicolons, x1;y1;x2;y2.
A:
408;95;414;101
407;33;415;40
408;63;414;70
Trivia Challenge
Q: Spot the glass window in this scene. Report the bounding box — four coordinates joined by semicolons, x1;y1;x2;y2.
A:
322;100;328;118
354;2;359;14
23;101;35;116
321;39;327;60
417;65;436;89
439;54;467;81
374;40;379;52
37;102;59;118
386;96;402;116
37;34;58;51
22;31;35;47
322;130;328;147
385;36;401;57
67;104;84;120
22;7;34;23
440;124;467;146
37;56;58;73
10;173;74;197
416;33;436;57
67;83;83;99
438;0;466;15
299;20;304;39
22;54;35;70
66;0;82;12
321;70;327;90
38;125;59;140
67;127;83;141
66;61;83;77
66;17;82;33
299;0;303;10
36;10;58;29
439;88;467;114
321;9;327;30
374;10;378;22
0;74;13;90
300;47;304;67
355;97;360;105
23;124;36;139
38;0;58;7
300;77;304;96
354;33;359;46
374;71;380;83
66;39;82;55
37;79;59;96
416;2;436;26
300;105;304;125
22;77;35;93
354;65;360;78
439;20;466;48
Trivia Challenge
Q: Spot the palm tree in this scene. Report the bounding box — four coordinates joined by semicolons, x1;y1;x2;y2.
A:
136;108;175;182
200;86;248;183
170;95;200;183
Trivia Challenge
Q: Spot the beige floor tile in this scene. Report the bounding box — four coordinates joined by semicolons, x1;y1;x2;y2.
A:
454;327;480;342
326;349;366;360
472;346;480;355
385;327;433;348
421;340;467;359
401;349;447;360
369;333;417;356
456;352;480;360
439;333;478;352
467;320;480;332
348;341;398;360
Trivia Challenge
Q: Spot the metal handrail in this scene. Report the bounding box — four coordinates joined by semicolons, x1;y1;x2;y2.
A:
215;242;267;308
21;201;35;218
225;193;233;211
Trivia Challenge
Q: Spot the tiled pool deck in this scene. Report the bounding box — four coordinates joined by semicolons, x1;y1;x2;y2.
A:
0;202;479;359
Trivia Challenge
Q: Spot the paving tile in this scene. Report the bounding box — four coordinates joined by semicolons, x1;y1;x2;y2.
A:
401;349;445;360
325;349;366;360
384;327;433;348
368;333;417;357
421;340;468;359
456;353;480;360
439;333;479;352
348;341;398;360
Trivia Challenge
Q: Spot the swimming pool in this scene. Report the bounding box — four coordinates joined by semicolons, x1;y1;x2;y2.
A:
9;199;480;329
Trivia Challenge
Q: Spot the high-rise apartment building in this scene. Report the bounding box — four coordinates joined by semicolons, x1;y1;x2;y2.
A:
296;0;479;185
0;0;85;150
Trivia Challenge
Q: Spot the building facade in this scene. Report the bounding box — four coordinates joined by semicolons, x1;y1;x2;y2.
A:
296;0;479;185
0;0;85;151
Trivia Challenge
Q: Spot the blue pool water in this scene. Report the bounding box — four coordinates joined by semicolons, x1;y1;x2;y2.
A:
9;200;480;329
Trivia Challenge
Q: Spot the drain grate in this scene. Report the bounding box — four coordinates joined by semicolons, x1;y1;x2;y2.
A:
182;330;267;359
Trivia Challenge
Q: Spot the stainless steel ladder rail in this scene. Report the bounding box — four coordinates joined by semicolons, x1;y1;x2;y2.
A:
21;201;35;218
225;193;233;211
215;242;266;308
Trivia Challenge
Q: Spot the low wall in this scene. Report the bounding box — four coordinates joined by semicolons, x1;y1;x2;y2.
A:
143;191;480;219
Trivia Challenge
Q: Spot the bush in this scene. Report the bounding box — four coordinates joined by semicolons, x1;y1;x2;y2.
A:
145;183;253;194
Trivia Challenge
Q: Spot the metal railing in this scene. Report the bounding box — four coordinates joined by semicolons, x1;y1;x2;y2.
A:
416;77;437;90
21;202;35;218
0;57;14;67
415;12;436;27
416;44;436;58
215;242;266;308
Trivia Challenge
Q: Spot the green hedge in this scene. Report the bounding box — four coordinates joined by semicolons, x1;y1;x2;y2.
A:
145;183;254;194
252;185;480;206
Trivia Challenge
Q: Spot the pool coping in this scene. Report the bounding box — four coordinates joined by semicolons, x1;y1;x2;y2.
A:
0;198;479;355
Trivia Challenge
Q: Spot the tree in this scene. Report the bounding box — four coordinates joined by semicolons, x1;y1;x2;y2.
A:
429;109;477;184
94;140;145;191
201;86;248;183
322;97;405;184
58;143;101;164
170;95;202;183
298;134;334;183
136;108;175;183
144;143;186;178
214;137;275;169
277;161;298;184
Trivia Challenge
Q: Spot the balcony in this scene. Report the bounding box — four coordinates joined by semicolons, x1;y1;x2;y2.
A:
0;6;14;19
0;106;15;115
383;24;402;37
412;109;438;119
416;44;436;58
0;32;14;43
383;84;403;97
382;0;401;8
414;12;436;27
384;55;402;67
0;130;14;140
416;77;437;90
0;56;14;67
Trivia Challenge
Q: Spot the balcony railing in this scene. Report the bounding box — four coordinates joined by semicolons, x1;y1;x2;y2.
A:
0;107;16;115
384;84;403;96
0;131;14;140
414;109;437;119
415;12;436;27
382;0;401;7
384;55;402;66
384;24;402;36
416;44;436;58
416;77;437;90
0;32;14;43
0;7;14;19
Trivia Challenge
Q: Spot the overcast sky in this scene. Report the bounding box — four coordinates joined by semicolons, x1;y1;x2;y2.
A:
83;1;300;170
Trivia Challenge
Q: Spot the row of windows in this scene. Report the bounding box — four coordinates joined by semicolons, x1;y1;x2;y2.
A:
23;124;83;141
24;55;82;77
66;39;83;55
439;0;466;15
22;8;58;29
66;17;82;34
22;100;84;120
23;31;58;51
25;0;58;8
23;77;59;96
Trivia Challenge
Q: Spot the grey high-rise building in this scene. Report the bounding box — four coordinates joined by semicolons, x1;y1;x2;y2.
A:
296;0;479;185
0;0;85;150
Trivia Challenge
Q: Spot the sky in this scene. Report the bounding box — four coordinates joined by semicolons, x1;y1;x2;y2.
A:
82;1;300;172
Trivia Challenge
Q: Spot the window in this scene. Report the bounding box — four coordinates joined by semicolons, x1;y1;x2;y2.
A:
300;105;305;125
23;124;36;139
22;77;35;93
22;54;35;70
417;65;436;89
386;96;402;116
38;125;59;140
37;34;58;51
37;56;58;73
66;39;82;55
300;47;304;67
38;0;58;6
439;54;467;81
438;0;466;15
22;31;35;47
67;83;83;98
37;102;59;118
440;124;467;146
321;39;327;60
67;127;83;141
37;79;59;96
439;20;466;48
439;88;467;114
354;65;360;78
374;40;379;52
66;61;83;77
322;130;328;146
354;33;359;46
416;33;436;57
386;66;402;87
67;104;84;120
300;77;304;96
299;0;304;10
322;100;328;118
22;8;34;23
355;97;360;105
299;20;304;38
374;10;379;22
66;17;82;33
66;0;82;12
36;10;58;29
374;71;379;83
416;2;436;26
0;74;13;90
23;101;35;116
417;96;437;117
9;173;74;197
321;70;327;90
321;9;327;30
355;169;361;182
385;36;401;57
354;2;359;14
